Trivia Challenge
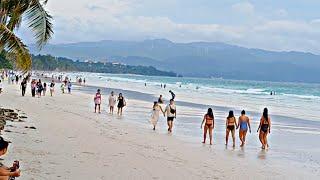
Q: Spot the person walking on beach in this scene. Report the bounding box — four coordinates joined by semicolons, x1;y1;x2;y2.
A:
225;110;238;147
237;110;251;147
150;101;164;130
94;89;102;113
201;108;214;145
50;80;55;97
36;79;43;98
117;93;126;116
164;99;176;133
43;82;47;96
0;80;2;94
20;79;27;96
257;108;271;149
60;83;65;94
169;90;175;100
0;137;21;179
108;91;117;114
67;81;72;94
31;80;36;97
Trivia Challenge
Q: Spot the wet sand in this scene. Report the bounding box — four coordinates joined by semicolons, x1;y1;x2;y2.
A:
0;82;318;179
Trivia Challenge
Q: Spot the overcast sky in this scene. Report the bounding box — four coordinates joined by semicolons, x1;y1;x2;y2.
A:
18;0;320;54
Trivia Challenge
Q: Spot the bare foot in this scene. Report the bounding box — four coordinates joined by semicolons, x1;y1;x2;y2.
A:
202;141;205;144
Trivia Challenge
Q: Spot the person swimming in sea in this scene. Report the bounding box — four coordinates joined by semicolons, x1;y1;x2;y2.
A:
237;110;251;147
225;110;238;147
201;108;214;145
257;108;271;149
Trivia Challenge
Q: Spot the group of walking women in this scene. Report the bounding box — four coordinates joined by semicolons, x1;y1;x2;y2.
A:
201;107;271;149
93;89;126;116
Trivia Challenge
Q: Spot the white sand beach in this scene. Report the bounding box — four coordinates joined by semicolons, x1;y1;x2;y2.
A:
0;82;318;180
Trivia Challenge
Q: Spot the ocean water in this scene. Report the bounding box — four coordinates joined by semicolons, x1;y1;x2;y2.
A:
62;72;320;121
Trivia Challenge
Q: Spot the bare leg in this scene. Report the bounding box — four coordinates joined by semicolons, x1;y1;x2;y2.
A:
243;131;247;146
98;105;101;113
94;104;97;113
226;129;230;145
259;131;265;149
0;176;9;180
202;125;208;143
209;126;213;145
231;129;236;147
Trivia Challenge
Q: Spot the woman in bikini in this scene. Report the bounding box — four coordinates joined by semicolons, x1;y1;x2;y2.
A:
225;110;238;147
237;110;251;147
257;108;271;149
201;108;214;145
117;93;126;116
94;89;102;113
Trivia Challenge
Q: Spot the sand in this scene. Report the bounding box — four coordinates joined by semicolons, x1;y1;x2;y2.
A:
0;82;317;180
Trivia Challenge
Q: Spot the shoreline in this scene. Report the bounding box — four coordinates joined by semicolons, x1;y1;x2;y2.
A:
0;78;319;179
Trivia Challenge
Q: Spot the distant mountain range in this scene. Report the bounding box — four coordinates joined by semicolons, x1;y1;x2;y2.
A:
29;39;320;83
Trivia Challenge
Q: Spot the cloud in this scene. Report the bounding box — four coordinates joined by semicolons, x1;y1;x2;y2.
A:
17;0;320;54
231;1;255;15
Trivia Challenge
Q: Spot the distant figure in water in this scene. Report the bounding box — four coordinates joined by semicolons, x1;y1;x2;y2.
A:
161;84;163;88
83;78;86;85
164;84;166;89
257;108;271;149
164;99;176;133
117;93;126;116
169;90;175;100
108;91;117;114
150;102;164;130
225;110;238;147
158;95;164;104
94;89;102;113
270;91;273;95
201;108;214;145
237;110;251;147
144;83;147;87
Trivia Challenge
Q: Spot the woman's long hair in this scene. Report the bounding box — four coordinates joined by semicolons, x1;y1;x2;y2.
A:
227;110;234;119
207;108;214;118
263;108;268;120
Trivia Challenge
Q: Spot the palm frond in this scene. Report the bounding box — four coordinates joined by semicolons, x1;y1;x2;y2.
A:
26;0;53;49
0;23;31;71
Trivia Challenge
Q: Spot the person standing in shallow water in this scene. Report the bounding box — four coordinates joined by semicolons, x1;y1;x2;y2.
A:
225;110;238;147
237;110;251;147
150;102;164;130
257;108;271;149
164;99;176;133
201;108;214;145
94;89;102;113
117;93;126;116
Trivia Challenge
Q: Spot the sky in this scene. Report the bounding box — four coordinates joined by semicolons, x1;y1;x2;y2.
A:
18;0;320;54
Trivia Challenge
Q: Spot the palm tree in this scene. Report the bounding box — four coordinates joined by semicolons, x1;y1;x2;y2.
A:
0;0;53;71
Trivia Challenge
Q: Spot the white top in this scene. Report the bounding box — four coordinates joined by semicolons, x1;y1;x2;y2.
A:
165;104;176;117
108;95;117;106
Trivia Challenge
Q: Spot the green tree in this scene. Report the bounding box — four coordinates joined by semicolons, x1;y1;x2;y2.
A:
0;0;53;71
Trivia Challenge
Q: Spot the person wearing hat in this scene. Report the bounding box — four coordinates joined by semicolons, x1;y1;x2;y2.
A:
0;137;21;179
